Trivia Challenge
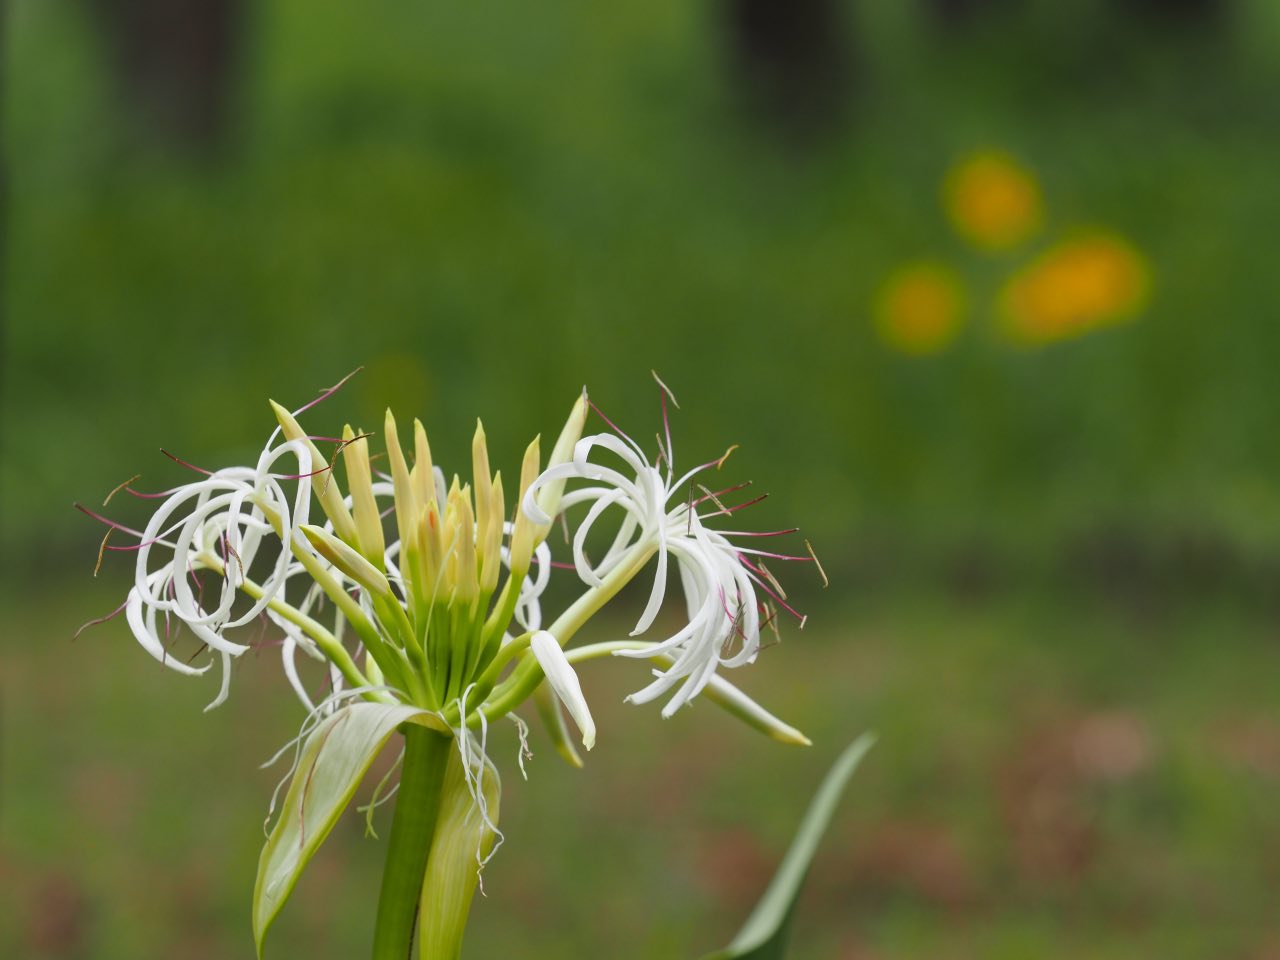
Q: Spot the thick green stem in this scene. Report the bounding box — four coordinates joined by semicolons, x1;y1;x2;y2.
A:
372;725;453;960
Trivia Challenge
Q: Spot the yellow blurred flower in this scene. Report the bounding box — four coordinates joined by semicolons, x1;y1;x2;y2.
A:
998;232;1151;345
944;150;1043;251
874;261;966;355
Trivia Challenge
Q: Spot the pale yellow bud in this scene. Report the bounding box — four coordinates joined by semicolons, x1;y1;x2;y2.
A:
342;425;386;567
416;500;444;597
471;420;493;575
300;524;391;598
509;435;540;574
383;410;419;557
411;419;436;513
450;485;478;604
534;391;588;542
480;471;504;593
269;400;358;544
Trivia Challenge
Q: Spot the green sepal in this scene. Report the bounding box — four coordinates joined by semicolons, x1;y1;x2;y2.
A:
699;733;876;960
252;702;449;957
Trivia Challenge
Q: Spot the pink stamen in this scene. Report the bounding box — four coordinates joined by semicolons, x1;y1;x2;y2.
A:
187;559;205;599
103;537;169;552
73;600;128;641
272;465;333;481
651;370;680;409
692;480;753;507
294;367;364;417
103;474;142;507
587;400;641;451
313;643;356;700
739;556;805;621
220;532;246;581
93;529;112;577
161;581;175;645
717;585;749;643
734;547;812;562
123;486;181;500
716;493;769;516
160;449;213;476
718;527;800;538
248;612;274;653
74;503;146;539
531;555;576;570
660;390;674;475
672;457;727;494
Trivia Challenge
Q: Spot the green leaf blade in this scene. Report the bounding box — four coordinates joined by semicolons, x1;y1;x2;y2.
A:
701;732;877;960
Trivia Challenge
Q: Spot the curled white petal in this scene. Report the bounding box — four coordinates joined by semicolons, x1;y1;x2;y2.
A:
529;631;596;750
123;433;324;707
532;428;773;714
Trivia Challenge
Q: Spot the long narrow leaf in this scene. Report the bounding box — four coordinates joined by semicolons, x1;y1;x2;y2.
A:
700;732;876;960
252;702;448;957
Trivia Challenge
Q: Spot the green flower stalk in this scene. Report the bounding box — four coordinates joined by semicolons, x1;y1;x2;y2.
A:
84;377;815;958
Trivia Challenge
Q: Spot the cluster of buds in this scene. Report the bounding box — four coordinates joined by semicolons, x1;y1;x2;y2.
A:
268;398;573;725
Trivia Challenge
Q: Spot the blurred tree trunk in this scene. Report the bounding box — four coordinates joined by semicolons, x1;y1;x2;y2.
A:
84;0;246;152
929;0;1227;27
721;0;855;141
1116;0;1226;25
927;0;1000;26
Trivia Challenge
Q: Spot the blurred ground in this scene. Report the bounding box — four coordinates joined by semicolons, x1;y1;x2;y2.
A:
3;581;1279;959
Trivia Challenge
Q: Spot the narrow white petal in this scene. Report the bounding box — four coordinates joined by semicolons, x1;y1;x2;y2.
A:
530;631;596;750
630;543;668;636
204;651;234;711
125;584;210;676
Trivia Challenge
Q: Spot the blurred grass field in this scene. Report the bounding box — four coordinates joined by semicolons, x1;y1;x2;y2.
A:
5;0;1280;957
5;582;1280;958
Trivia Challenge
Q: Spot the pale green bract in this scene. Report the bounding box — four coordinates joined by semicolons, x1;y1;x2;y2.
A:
700;733;876;960
252;702;448;957
417;747;501;960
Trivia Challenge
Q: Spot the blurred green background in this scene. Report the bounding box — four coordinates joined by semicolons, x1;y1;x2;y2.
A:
4;0;1280;956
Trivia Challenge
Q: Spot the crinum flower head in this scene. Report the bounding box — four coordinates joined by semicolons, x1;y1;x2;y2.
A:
95;387;565;719
80;375;814;956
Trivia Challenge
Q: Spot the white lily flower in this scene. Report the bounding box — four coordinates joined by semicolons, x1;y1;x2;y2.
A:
523;410;805;717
